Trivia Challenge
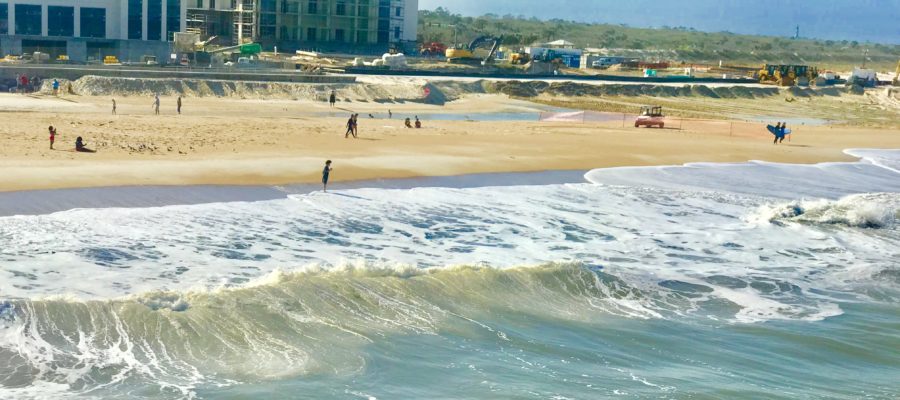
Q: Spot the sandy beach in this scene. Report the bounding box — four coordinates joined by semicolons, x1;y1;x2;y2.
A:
1;87;899;192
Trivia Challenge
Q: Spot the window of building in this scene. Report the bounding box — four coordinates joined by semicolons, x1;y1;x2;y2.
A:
0;3;10;35
210;0;215;8
356;31;367;43
260;13;275;26
260;0;276;12
307;27;316;41
335;29;345;42
80;7;106;38
148;0;162;40
336;1;346;16
128;0;142;39
14;4;41;36
358;4;368;17
395;6;401;17
394;26;400;39
47;6;74;37
307;0;317;14
166;0;181;41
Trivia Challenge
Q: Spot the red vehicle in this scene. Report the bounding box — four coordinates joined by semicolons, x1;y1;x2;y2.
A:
419;42;447;57
635;106;665;128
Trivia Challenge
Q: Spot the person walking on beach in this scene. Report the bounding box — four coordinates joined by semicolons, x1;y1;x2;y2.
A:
152;95;160;115
52;79;60;96
322;160;333;192
329;90;337;107
48;126;56;150
177;96;182;114
388;109;392;119
778;122;787;144
112;99;117;115
772;122;782;144
352;114;359;138
345;114;355;138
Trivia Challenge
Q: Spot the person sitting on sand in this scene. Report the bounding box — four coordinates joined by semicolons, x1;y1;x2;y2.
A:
404;117;412;128
48;126;56;149
414;116;422;129
75;136;95;153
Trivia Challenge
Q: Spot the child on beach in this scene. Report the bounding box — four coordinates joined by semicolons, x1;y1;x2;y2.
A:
415;116;422;129
48;126;56;149
404;117;412;128
75;137;95;153
322;160;333;192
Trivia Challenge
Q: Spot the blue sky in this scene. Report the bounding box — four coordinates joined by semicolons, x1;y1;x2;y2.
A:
418;0;900;44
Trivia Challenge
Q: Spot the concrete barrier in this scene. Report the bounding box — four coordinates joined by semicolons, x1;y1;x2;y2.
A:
0;65;356;84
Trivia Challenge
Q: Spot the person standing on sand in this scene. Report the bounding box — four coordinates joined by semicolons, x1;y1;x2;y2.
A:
329;90;336;107
352;114;359;138
112;99;117;115
48;126;56;149
177;96;182;114
153;95;160;115
322;160;333;192
388;109;392;119
52;79;60;96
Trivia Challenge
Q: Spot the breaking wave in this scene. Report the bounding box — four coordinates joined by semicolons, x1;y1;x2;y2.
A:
0;262;846;398
749;193;899;228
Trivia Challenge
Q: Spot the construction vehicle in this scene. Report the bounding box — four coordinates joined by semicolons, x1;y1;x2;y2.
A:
446;35;502;65
510;52;530;65
758;64;818;86
103;55;121;65
890;60;899;86
635;106;665;128
419;42;447;57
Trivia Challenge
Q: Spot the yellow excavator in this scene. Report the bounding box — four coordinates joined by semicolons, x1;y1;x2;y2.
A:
446;35;503;65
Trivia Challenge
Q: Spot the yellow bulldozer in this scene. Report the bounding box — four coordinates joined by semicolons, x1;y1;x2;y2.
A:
758;64;818;86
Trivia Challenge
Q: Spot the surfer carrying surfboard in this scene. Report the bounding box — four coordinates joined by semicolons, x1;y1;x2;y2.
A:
768;122;790;144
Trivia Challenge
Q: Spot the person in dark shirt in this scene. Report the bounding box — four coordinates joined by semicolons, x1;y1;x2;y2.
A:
75;136;95;152
322;160;333;192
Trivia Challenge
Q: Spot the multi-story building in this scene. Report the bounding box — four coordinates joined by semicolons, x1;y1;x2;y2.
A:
0;0;187;62
186;0;417;52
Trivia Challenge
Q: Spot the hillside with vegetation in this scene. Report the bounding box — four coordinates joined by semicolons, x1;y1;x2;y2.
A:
418;7;900;72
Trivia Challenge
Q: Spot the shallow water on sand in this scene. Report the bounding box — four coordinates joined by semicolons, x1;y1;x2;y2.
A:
0;150;898;399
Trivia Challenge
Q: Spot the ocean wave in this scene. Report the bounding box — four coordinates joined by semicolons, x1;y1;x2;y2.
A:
749;193;899;228
0;262;844;398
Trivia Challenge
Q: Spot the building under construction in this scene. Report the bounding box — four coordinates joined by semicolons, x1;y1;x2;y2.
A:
186;0;417;51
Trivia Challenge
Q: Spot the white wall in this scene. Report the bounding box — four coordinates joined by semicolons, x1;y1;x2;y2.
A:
402;0;417;42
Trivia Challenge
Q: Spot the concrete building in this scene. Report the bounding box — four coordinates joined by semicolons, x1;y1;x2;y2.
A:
0;0;187;62
186;0;417;52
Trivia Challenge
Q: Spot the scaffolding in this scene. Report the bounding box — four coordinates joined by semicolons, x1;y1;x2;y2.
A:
233;0;258;45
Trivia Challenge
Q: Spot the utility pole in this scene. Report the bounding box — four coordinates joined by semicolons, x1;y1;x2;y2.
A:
794;25;799;40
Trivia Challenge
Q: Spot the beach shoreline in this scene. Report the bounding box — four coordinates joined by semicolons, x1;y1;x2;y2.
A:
2;91;899;193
